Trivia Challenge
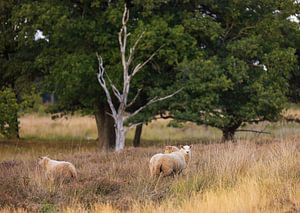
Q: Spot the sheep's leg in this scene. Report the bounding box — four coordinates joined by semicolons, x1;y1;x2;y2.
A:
154;173;163;192
149;165;155;178
149;164;156;178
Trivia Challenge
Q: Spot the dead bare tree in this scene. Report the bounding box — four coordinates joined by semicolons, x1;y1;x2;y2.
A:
97;5;181;151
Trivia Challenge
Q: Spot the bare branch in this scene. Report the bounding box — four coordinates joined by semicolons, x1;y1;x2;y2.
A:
160;112;174;119
119;5;129;72
123;121;144;135
104;73;122;102
96;53;117;119
127;32;145;66
130;45;165;79
283;115;300;124
126;122;144;130
105;111;114;118
126;88;142;108
236;129;271;134
119;29;127;71
122;4;129;25
125;88;183;121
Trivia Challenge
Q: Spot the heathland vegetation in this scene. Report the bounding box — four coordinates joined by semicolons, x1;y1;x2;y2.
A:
1;0;300;212
1;114;300;212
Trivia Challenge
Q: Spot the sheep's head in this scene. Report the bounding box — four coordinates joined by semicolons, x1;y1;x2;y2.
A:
164;146;180;154
179;145;192;163
38;156;50;168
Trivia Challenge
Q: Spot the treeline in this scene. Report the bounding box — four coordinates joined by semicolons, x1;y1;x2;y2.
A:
1;0;300;150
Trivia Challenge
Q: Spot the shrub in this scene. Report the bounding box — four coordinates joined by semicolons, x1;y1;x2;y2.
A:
0;87;19;138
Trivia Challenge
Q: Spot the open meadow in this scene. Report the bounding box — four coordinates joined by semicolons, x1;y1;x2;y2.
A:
0;113;300;212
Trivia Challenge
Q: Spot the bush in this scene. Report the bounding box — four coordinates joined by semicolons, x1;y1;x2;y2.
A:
0;87;19;138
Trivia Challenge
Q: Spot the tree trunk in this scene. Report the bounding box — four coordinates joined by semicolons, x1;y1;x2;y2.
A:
222;129;236;142
133;123;143;147
221;123;241;142
95;105;115;151
14;113;20;139
115;118;126;151
11;87;20;139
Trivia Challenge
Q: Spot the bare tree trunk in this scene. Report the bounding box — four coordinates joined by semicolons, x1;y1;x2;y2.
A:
95;105;115;151
115;118;126;151
96;5;181;152
133;123;143;147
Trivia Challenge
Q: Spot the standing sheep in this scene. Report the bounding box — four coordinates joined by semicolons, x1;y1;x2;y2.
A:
164;146;180;154
149;145;192;177
38;156;77;182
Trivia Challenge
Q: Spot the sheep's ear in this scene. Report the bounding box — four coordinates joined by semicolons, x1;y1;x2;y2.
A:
189;144;193;148
38;156;43;160
179;145;183;149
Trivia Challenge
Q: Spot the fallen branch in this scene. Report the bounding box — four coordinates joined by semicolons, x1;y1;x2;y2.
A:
283;115;300;124
236;129;271;134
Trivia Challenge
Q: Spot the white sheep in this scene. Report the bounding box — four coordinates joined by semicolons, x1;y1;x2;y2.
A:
149;145;192;177
38;156;77;182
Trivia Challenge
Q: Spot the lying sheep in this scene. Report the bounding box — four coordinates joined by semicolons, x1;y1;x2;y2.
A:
38;156;77;182
149;145;192;177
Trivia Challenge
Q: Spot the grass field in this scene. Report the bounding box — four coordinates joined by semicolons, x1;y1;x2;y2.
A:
0;113;300;212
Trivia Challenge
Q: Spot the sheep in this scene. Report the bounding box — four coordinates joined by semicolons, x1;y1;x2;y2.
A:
38;156;77;182
181;145;192;166
164;145;180;154
164;145;192;165
149;145;192;177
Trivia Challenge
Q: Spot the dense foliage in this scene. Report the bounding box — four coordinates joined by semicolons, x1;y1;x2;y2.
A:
0;87;19;138
169;0;299;140
1;0;300;144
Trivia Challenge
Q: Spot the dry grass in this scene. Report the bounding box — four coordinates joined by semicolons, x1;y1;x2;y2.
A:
18;113;300;144
0;139;299;212
19;114;222;143
1;113;300;212
283;105;300;118
19;114;98;141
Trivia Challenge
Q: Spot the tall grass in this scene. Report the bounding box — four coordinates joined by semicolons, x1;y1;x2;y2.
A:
0;140;299;212
1;113;300;212
19;114;98;141
18;113;300;143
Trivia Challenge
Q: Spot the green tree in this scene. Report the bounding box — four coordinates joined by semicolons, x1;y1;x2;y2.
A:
0;0;41;138
170;0;299;141
13;0;194;149
13;0;298;145
287;21;300;103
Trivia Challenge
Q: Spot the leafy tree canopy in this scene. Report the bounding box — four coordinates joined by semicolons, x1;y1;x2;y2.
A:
10;0;300;143
169;0;299;140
